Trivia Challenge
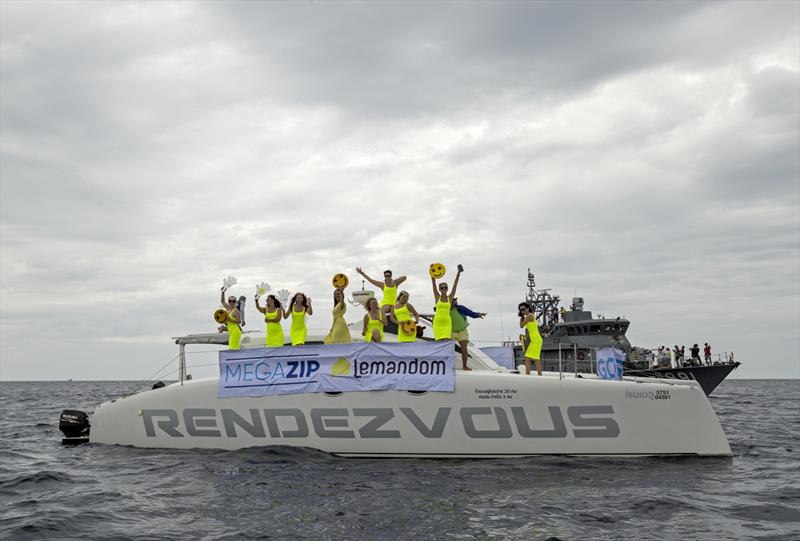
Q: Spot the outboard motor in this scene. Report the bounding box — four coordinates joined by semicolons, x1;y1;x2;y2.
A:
59;409;90;445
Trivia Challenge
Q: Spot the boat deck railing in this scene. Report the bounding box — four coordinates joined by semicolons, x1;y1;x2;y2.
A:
638;350;736;369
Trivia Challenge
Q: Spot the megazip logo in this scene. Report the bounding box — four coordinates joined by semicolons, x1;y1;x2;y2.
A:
223;358;320;386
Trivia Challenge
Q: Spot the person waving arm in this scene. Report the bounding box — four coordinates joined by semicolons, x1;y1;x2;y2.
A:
448;265;463;302
431;275;441;302
255;296;266;314
356;267;385;290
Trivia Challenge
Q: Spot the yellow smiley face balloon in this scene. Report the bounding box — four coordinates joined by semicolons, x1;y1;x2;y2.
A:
213;309;228;324
332;273;349;289
429;263;446;279
401;320;417;335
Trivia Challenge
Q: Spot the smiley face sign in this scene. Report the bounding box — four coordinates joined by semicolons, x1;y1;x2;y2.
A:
401;320;417;335
332;273;349;289
214;309;228;324
429;263;446;279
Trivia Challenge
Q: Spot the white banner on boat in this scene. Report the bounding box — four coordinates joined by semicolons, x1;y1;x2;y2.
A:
218;341;455;398
596;347;625;380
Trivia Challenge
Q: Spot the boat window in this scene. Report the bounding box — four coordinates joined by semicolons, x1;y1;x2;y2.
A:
604;325;612;332
591;325;601;333
621;325;628;333
568;326;575;335
583;326;589;333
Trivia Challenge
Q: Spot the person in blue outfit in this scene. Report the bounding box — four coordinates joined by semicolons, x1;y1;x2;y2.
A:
450;298;486;370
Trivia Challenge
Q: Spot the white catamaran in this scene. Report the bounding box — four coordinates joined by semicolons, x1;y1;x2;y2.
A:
61;327;733;457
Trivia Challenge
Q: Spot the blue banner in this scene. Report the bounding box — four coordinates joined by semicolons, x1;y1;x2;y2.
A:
218;341;455;398
480;347;515;369
596;347;625;381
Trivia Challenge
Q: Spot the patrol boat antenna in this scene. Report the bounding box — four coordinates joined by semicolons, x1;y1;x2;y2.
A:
524;268;561;328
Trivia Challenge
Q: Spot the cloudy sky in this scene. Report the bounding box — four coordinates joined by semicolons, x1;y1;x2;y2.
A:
1;1;798;381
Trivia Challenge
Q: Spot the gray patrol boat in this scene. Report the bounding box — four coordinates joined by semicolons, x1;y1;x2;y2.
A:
513;269;740;396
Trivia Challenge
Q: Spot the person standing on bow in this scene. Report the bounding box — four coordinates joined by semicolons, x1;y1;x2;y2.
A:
431;265;462;341
324;288;352;344
220;288;242;350
284;292;312;346
518;301;543;376
389;290;420;343
255;294;285;347
356;267;407;314
690;343;701;366
362;298;386;342
450;298;486;370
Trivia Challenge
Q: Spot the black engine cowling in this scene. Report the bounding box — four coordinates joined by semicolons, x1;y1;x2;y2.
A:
59;409;90;442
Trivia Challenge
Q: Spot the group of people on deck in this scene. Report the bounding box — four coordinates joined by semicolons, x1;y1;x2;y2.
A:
653;342;722;368
218;265;544;375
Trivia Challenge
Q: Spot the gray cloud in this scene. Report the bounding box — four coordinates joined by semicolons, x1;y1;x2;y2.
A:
1;0;797;380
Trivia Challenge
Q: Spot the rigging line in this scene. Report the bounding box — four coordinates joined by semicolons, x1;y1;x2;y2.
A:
121;352;180;397
142;352;181;383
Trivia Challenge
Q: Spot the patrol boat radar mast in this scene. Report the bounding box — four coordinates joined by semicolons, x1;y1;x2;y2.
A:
524;268;561;329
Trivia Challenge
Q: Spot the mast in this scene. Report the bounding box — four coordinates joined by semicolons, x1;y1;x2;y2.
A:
524;268;561;328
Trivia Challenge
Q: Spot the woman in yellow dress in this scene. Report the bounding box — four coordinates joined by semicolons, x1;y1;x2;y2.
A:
389;291;420;342
518;302;543;375
284;292;313;346
362;298;385;342
431;265;462;340
356;267;407;314
324;288;352;344
255;294;285;347
219;288;242;350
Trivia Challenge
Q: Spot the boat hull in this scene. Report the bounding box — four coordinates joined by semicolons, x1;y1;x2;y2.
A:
90;371;731;457
626;363;740;396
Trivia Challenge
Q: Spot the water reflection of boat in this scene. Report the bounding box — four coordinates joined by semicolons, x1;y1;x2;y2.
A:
512;269;741;396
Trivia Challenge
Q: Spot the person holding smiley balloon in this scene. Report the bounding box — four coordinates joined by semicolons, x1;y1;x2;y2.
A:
324;287;352;344
430;263;462;341
388;290;420;343
219;289;243;350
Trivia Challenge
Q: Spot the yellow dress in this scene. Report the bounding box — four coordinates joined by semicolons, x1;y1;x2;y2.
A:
324;302;351;344
525;317;543;359
433;300;452;340
265;309;284;347
290;308;307;346
381;284;397;308
394;304;416;343
365;314;384;342
227;309;241;350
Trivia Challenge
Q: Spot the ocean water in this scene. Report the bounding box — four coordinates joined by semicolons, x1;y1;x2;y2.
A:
0;380;798;541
